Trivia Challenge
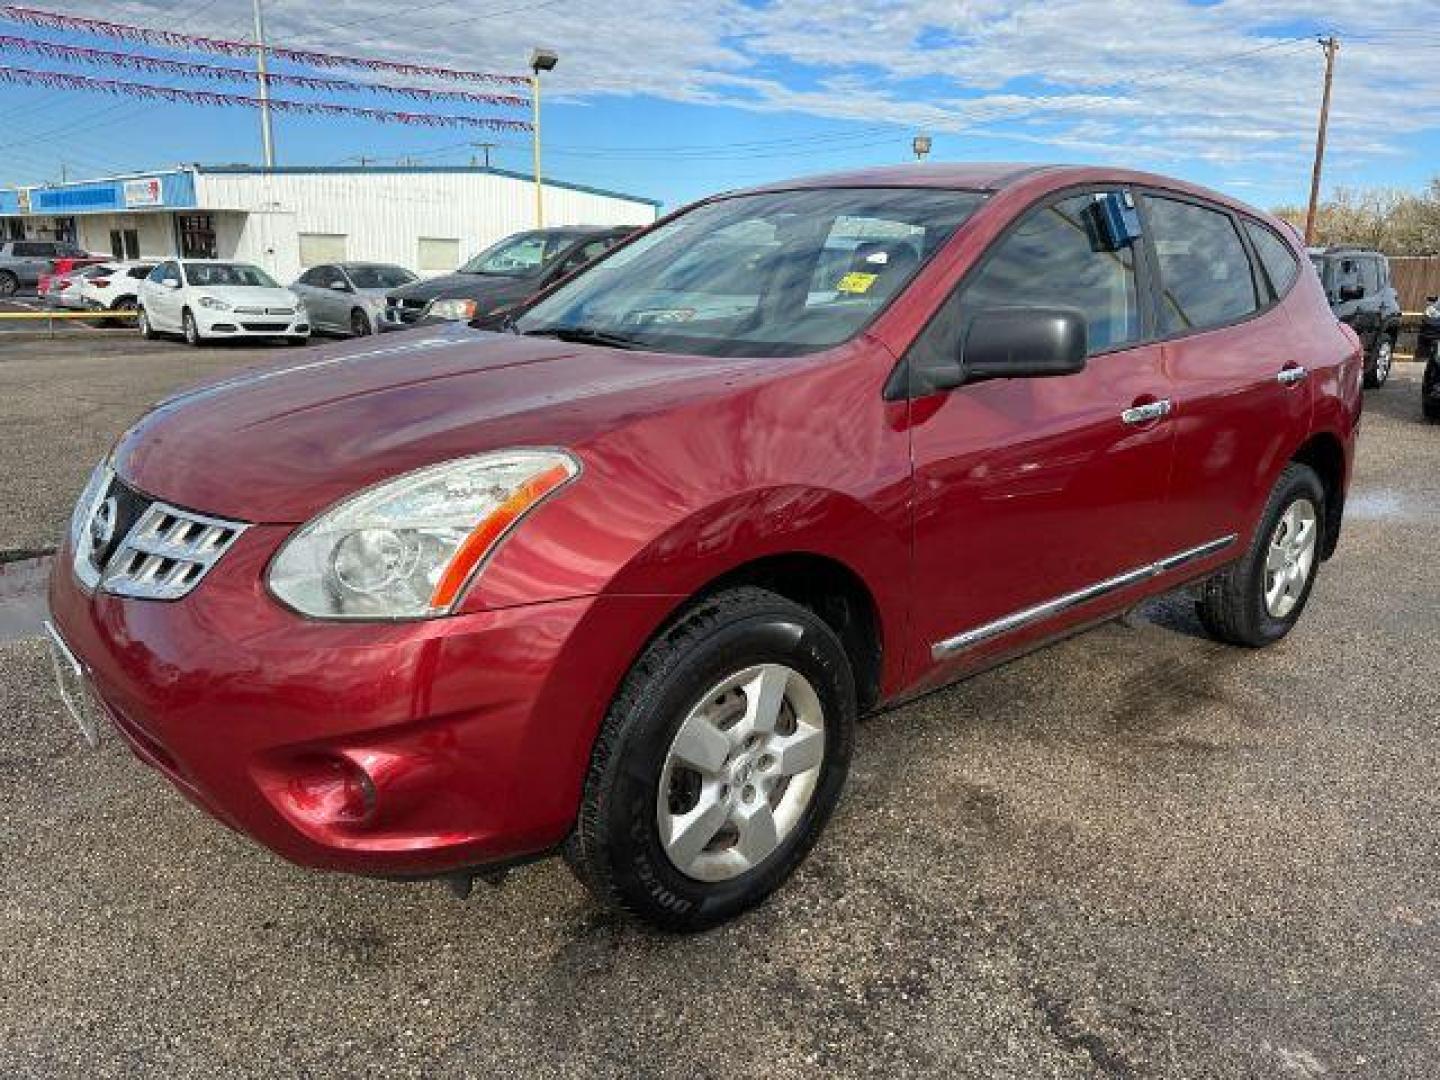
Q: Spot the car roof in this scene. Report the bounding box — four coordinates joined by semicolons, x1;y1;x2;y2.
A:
735;162;1278;222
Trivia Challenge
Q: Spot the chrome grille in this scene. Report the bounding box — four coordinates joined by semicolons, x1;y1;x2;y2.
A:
73;472;246;601
233;305;295;316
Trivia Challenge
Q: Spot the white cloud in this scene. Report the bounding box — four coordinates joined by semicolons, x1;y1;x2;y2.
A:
37;1;1440;196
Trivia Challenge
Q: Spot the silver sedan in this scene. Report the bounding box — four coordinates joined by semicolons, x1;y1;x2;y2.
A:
290;262;419;337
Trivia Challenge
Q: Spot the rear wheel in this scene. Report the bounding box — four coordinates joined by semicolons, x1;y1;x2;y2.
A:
350;308;372;337
1197;463;1325;647
0;270;17;297
1364;335;1394;388
564;587;856;931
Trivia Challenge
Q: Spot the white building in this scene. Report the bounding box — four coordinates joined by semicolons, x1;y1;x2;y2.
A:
0;164;660;282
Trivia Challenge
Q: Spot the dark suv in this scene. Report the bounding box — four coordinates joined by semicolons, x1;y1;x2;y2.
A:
1309;246;1401;388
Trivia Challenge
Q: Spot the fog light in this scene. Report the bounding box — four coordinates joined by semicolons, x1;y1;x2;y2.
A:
280;755;377;827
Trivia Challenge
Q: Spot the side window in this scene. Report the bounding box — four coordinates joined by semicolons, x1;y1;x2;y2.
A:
1144;196;1258;332
129;266;153;280
1359;258;1382;295
558;240;610;276
1242;219;1300;298
954;192;1142;352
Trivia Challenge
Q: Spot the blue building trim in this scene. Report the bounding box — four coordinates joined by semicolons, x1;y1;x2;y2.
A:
3;170;197;216
195;163;662;208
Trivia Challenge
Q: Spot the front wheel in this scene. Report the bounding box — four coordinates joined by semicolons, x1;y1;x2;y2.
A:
350;308;373;337
1197;463;1325;647
137;307;155;340
182;308;202;347
564;587;856;931
1364;335;1394;389
0;270;17;297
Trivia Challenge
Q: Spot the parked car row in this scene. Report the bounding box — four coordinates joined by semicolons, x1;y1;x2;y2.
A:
0;239;106;297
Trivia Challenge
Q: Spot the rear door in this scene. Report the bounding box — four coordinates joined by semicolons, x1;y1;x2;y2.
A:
907;187;1177;684
1142;194;1312;552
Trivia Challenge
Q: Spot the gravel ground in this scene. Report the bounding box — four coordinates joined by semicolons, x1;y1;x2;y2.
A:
1;338;1437;1078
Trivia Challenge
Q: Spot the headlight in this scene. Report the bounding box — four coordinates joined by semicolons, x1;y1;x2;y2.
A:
426;298;479;321
267;449;579;620
1426;304;1440;320
197;295;231;311
67;459;111;551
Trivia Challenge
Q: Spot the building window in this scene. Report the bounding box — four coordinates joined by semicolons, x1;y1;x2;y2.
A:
2;219;21;241
418;237;460;275
110;228;140;260
298;233;348;267
177;213;217;259
53;217;77;244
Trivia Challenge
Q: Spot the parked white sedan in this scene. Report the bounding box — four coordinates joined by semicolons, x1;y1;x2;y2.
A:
138;259;310;346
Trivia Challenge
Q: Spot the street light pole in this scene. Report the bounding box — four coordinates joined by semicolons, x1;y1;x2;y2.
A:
530;49;558;228
252;0;276;168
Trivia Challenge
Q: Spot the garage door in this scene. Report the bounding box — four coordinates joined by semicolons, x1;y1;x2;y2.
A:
298;233;348;267
418;237;460;275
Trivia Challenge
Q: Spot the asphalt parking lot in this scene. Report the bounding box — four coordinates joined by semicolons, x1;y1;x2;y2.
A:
2;332;1438;1078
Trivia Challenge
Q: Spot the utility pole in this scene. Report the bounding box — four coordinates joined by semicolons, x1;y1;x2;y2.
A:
470;142;497;168
252;0;276;167
1303;35;1339;247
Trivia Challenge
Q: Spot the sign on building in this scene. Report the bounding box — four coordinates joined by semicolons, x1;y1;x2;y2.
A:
123;178;164;208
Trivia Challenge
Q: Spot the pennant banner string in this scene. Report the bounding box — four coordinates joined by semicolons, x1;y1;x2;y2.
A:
0;5;530;86
0;65;534;129
0;34;528;106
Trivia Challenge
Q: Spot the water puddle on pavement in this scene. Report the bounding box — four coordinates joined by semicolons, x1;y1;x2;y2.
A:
1346;488;1437;524
0;554;53;644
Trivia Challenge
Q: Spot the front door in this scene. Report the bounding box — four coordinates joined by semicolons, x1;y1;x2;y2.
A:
905;189;1176;687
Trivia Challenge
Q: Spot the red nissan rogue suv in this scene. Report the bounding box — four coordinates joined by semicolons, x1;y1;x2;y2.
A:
48;165;1362;930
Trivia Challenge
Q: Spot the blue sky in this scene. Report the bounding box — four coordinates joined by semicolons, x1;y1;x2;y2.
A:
2;0;1438;212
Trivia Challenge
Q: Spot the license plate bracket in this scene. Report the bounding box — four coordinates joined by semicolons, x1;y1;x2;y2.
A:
44;620;104;748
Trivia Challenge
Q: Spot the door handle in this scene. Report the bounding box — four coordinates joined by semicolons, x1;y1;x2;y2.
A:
1121;399;1173;425
1277;366;1309;386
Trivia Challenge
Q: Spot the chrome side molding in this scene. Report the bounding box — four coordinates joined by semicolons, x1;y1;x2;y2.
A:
931;534;1237;659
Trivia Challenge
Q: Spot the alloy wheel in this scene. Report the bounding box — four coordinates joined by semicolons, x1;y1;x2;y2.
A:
351;310;372;337
1264;498;1318;618
656;663;826;882
1376;338;1393;385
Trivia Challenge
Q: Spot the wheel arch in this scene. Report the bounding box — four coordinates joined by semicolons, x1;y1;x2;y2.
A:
1291;430;1347;560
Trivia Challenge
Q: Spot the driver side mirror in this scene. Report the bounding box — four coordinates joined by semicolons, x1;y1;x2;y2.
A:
1339;283;1365;301
957;307;1088;385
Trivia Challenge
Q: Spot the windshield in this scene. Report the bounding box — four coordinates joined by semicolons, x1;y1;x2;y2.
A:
185;262;279;288
515;188;986;357
348;265;417;289
458;232;581;277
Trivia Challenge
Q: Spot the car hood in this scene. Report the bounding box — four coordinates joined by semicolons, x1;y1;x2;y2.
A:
112;323;753;523
190;285;299;308
388;273;537;304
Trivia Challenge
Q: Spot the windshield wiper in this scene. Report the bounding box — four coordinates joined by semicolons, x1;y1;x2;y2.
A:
522;326;643;350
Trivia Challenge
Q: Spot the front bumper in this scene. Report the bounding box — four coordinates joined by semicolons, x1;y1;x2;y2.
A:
195;307;309;338
48;522;673;878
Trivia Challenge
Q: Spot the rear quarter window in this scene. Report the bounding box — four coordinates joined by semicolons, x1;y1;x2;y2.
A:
1242;220;1301;298
1144;196;1258;333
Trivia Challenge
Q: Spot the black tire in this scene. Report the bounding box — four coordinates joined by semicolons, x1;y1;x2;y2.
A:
1424;399;1440;422
564;586;856;932
350;308;372;337
1424;365;1440;422
0;270;17;297
182;308;202;347
286;335;310;347
1364;334;1394;389
1196;463;1325;648
137;306;155;340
